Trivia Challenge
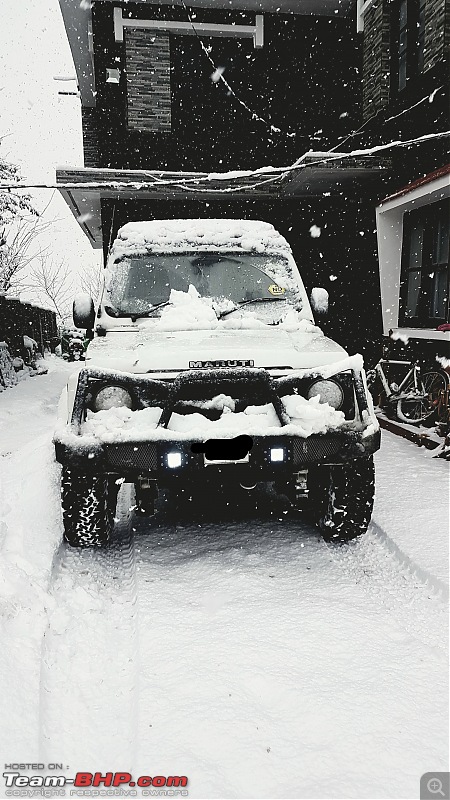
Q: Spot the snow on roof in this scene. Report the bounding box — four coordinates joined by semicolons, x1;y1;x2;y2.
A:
111;219;293;259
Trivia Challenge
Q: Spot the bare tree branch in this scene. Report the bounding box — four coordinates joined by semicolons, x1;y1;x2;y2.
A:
0;215;53;293
25;255;75;324
79;261;103;304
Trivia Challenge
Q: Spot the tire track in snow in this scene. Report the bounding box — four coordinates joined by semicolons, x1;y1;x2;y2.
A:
128;489;448;798
39;485;139;770
370;519;449;601
326;523;448;654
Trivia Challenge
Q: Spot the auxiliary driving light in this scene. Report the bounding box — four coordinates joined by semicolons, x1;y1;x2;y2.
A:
270;447;285;463
93;385;133;411
167;451;182;469
307;379;344;409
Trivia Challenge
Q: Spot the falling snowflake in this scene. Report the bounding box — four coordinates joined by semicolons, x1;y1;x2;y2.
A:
210;67;225;84
309;225;321;238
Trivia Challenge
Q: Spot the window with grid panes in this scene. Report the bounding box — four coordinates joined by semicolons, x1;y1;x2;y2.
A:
400;200;450;327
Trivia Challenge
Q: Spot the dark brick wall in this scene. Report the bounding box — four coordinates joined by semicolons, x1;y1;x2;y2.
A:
362;1;390;121
446;0;450;57
125;29;171;133
424;0;449;71
82;108;100;167
362;0;450;121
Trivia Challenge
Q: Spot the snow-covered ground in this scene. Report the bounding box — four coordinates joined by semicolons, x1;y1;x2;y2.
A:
0;358;448;799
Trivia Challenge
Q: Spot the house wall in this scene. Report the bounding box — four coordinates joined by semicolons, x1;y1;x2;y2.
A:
82;108;100;167
362;0;450;123
362;0;390;120
424;0;450;71
125;29;172;132
376;172;450;337
87;3;362;172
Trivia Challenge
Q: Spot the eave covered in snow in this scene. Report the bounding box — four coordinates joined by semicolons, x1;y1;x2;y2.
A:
56;153;389;250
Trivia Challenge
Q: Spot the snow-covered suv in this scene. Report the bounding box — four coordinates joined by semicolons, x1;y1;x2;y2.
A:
54;219;380;547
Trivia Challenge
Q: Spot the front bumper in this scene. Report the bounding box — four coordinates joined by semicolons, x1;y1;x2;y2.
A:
55;364;380;478
54;428;381;478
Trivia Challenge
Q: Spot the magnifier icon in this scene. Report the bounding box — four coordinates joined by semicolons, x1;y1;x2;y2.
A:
427;778;446;797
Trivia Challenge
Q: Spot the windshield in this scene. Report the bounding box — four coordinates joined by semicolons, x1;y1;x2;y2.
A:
105;252;299;317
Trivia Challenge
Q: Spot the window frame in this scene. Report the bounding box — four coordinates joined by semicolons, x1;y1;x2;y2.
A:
390;0;424;95
399;200;450;328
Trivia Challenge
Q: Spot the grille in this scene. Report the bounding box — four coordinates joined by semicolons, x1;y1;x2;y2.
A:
105;442;158;471
292;435;342;464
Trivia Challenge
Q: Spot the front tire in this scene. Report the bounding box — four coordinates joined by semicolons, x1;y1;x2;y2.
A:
61;467;118;547
309;457;375;543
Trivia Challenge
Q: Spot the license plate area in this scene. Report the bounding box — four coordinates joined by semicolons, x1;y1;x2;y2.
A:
191;434;253;464
203;452;251;466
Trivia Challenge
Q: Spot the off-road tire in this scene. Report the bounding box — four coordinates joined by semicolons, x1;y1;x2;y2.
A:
61;467;118;547
308;456;375;543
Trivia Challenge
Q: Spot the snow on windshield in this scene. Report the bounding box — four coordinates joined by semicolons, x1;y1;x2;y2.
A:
104;218;310;325
106;252;301;318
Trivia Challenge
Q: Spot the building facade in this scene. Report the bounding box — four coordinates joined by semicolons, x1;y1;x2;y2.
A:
59;0;428;364
358;0;449;361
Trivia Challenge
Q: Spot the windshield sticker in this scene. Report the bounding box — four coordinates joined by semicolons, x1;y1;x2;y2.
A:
268;284;286;296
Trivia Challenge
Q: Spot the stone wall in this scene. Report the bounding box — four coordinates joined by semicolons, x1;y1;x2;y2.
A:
423;0;449;71
362;1;391;121
362;0;450;121
82;109;100;167
125;29;171;133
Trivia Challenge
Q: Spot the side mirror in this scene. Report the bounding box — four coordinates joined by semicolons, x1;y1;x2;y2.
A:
310;287;329;318
73;294;95;330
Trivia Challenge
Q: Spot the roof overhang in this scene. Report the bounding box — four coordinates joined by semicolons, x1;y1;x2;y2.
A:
57;153;389;249
100;0;355;11
59;0;356;107
58;0;96;107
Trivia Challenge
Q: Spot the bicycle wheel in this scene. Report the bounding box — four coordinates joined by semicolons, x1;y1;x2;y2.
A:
366;368;386;410
421;369;449;421
396;370;448;425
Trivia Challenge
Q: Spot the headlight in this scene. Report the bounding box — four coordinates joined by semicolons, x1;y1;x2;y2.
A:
307;379;344;409
93;385;133;411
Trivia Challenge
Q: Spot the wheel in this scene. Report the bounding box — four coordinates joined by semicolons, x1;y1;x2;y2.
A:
308;456;375;543
61;467;118;547
396;369;448;424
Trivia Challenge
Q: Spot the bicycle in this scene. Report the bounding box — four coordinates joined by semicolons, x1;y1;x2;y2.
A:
366;359;449;425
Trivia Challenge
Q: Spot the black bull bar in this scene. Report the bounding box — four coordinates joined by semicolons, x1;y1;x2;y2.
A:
70;366;369;432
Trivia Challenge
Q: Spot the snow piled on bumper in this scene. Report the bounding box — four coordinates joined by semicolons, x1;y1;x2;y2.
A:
80;394;346;443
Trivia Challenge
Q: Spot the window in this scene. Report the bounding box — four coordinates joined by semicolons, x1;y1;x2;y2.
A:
391;0;425;93
400;201;450;326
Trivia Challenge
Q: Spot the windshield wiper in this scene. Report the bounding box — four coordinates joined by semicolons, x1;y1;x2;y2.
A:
218;297;285;320
130;301;172;322
104;301;172;320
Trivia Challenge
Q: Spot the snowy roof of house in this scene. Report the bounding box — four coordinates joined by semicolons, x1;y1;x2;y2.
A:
111;219;293;259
